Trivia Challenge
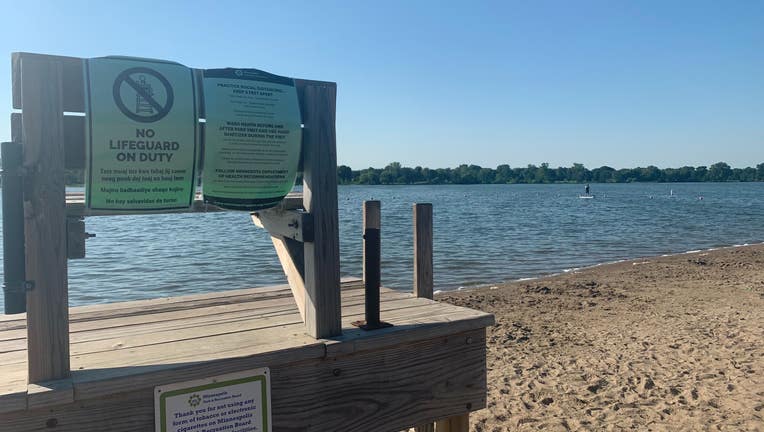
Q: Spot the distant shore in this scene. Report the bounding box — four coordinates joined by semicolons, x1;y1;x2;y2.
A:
438;244;763;431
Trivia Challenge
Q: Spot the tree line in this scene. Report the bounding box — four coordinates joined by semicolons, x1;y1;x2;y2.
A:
336;162;764;185
6;162;762;187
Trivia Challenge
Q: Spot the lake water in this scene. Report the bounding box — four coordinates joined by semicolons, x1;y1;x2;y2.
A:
1;182;763;311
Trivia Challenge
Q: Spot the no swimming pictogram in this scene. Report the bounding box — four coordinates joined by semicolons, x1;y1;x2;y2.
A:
112;67;174;123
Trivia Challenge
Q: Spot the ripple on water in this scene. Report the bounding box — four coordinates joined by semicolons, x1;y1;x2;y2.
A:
0;183;762;309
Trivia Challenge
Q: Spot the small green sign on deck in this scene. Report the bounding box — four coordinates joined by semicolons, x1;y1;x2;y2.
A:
85;57;198;211
155;368;272;432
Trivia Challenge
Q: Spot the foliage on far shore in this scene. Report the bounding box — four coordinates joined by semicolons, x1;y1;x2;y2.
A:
8;162;763;187
336;162;764;185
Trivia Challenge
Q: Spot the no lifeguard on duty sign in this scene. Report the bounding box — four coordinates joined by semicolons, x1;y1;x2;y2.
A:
84;57;198;211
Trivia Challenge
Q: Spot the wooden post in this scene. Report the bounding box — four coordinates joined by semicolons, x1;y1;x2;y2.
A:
413;203;470;432
435;415;469;431
269;235;307;321
298;81;342;338
19;55;71;382
413;203;433;300
413;203;435;432
1;141;26;314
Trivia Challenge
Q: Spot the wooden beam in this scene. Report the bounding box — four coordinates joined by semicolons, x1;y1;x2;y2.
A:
20;55;71;382
435;414;469;432
11;113;21;142
269;235;306;322
65;217;86;259
297;81;342;338
413;202;436;432
12;52;84;112
63;115;85;170
251;209;313;242
13;113;85;170
3;117;26;315
67;191;302;217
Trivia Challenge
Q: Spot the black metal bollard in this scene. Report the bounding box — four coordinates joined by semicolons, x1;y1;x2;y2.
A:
364;224;381;327
2;142;27;314
353;200;391;330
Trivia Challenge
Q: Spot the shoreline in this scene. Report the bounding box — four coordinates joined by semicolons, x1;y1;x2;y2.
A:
438;243;763;431
438;241;764;295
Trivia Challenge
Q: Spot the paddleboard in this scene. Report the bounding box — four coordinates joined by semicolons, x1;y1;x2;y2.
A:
579;195;594;199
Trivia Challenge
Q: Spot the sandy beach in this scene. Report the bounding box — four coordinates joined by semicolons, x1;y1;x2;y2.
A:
438;244;764;431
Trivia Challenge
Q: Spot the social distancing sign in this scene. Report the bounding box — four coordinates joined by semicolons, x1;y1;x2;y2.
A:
85;57;198;211
201;68;302;211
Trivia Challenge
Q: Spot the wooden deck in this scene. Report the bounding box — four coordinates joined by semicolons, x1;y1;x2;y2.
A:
0;278;493;431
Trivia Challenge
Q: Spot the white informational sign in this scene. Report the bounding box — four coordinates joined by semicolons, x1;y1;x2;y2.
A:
85;57;198;211
201;68;302;210
155;368;271;432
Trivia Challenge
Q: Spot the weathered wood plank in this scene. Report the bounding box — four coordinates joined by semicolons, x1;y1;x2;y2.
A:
65;217;86;259
0;278;365;332
0;329;487;432
1;272;492;419
11;52;20;110
2;389;155;431
0;374;27;414
0;286;486;361
269;235;307;322
12;112;86;171
65;191;303;216
71;343;328;402
62;115;85;169
0;289;414;364
20;54;71;383
3;125;27;315
298;81;342;338
27;379;73;410
0;287;372;354
328;305;494;357
0;291;420;364
65;191;224;216
0;287;408;357
12;52;84;112
271;328;487;432
414;202;436;432
11;112;22;141
435;414;469;432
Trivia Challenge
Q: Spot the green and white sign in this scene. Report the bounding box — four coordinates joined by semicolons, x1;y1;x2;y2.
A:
155;368;271;432
202;68;302;210
85;57;198;211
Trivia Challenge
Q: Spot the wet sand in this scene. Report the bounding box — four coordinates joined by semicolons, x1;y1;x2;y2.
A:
438;244;764;431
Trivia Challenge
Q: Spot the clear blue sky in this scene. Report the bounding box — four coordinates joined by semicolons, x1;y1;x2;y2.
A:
2;0;762;169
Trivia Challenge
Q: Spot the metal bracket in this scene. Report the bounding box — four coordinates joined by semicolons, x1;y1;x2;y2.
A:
2;280;34;294
351;319;394;331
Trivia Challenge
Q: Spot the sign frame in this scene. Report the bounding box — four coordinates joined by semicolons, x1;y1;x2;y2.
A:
154;368;272;432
